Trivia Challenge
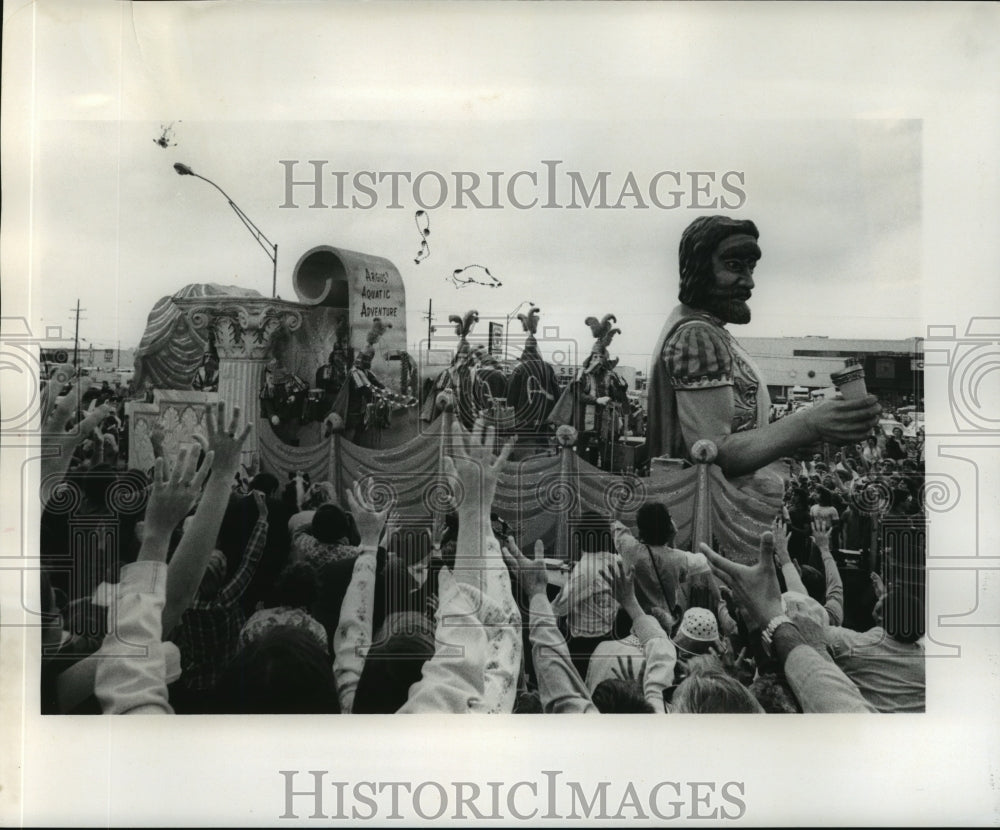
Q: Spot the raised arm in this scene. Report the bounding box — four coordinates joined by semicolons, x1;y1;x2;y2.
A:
445;417;514;593
502;538;597;714
332;480;390;714
771;621;874;713
215;491;270;607
397;568;490;713
443;419;522;712
162;401;252;636
604;558;676;713
700;532;873;713
549;579;570;618
93;561;174;714
93;451;213;715
772;517;808;595
811;518;844;626
611;519;644;570
39;374;112;500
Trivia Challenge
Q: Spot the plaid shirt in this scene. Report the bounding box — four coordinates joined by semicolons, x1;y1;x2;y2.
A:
291;529;357;570
171;516;268;691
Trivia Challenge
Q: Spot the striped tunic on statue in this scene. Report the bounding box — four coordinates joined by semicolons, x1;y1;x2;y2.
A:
646;305;770;461
662;315;761;437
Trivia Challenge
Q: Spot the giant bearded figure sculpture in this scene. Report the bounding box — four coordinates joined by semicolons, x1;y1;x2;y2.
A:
647;216;881;479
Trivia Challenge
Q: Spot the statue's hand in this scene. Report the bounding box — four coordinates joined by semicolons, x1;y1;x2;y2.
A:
803;396;881;444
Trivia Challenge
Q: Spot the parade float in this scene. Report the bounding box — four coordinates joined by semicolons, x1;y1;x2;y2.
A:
127;244;780;564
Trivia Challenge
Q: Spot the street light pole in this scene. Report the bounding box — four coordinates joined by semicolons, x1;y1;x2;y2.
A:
174;163;278;298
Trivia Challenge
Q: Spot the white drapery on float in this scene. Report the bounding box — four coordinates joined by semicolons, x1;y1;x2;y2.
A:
129;270;780;563
258;410;780;564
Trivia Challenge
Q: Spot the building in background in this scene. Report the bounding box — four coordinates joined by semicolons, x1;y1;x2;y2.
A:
40;341;138;385
552;363;639;391
740;336;923;407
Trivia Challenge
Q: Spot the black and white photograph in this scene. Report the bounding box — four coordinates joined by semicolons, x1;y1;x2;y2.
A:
1;1;998;825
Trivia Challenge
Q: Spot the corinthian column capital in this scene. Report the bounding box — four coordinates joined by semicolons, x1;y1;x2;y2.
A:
175;297;303;360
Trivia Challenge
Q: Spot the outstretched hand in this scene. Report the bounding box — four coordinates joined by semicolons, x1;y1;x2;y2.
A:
500;536;548;598
427;513;448;562
601;558;640;616
442;417;514;515
40;374;113;487
870;571;886;599
143;447;215;545
252;489;269;520
611;654;640;682
810;517;832;551
345;478;392;549
204;401;252;477
771;517;792;566
700;531;784;631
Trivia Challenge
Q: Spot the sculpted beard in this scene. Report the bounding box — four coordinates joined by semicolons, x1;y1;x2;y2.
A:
702;286;752;325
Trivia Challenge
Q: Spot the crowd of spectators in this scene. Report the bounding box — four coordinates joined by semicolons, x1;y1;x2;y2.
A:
39;373;925;716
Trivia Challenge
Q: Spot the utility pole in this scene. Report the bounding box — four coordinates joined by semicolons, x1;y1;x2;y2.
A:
71;300;84;368
423;299;435;353
273;244;278;299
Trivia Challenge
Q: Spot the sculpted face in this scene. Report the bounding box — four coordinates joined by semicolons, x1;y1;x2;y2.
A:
704;234;761;324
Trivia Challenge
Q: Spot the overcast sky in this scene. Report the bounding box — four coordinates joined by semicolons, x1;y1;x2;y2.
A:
11;2;939;370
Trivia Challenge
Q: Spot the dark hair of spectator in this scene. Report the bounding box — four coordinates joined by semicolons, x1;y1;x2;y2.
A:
636;502;674;547
214;626;340;714
267;561;320;610
249;472;280;498
352;614;436;713
312;504;352;545
591;679;656;714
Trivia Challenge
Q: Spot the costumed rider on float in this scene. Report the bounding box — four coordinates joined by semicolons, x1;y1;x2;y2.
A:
468;344;511;432
420;309;480;428
327;318;394;446
549;313;630;469
260;358;310;428
506;306;562;455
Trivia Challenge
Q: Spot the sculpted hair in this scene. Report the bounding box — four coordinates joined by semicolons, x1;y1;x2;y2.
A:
678;216;759;307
